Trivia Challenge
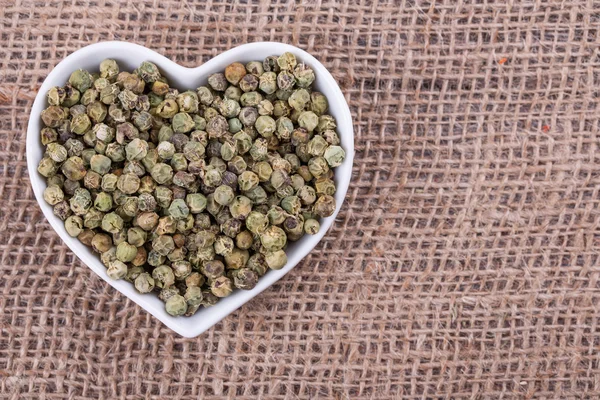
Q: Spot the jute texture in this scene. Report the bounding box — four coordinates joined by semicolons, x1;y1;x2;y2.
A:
2;1;600;398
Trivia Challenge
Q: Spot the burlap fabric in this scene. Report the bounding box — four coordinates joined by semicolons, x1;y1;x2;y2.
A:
2;1;599;398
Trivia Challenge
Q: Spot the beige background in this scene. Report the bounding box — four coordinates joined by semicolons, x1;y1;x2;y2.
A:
2;1;600;398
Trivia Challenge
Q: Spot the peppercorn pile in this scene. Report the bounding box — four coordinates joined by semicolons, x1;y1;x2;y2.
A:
37;52;345;317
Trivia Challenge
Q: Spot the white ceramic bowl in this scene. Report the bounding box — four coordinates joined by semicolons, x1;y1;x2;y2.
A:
26;41;354;337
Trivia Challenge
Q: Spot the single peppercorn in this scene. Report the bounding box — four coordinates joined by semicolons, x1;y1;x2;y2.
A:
211;276;233;298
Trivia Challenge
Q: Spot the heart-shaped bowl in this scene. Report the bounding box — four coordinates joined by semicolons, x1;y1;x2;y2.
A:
26;41;354;337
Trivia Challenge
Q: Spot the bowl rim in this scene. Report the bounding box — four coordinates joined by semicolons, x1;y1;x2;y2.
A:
26;41;354;337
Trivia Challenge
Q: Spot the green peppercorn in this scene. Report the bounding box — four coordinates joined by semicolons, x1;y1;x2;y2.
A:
265;206;285;226
125;138;148;161
128;246;144;266
208;73;228;91
151;163;173;185
116;241;137;262
81;88;98;106
238;74;257;93
190;247;212;268
152;235;175;256
159;287;179;302
210;276;233;298
238;106;258;127
126;227;146;247
53;200;72;221
244;185;268;204
151;265;175;289
288;88;310;111
99;174;117;193
259;72;277;95
323;145;346;167
101;212;124;234
218;140;235;162
88;124;106;144
107;260;128;280
168;199;190;220
91;233;112;253
64;215;84;237
116;173;140;194
90;154;112;175
313;195;336;218
154;186;173;208
69;188;92;216
123;73;145;94
44;143;67;164
289;174;304;191
146;250;164;267
46;174;64;189
61;157;87;181
214;235;234;256
136;61;160;83
206;114;229;138
161;292;186;316
185;272;205;288
265;250;287;270
132;111;152;131
240;91;263;108
195;86;212;106
43;185;64;205
247;253;268;276
68;69;94;92
182;286;203;309
235;230;254;250
298;111;319;132
80;149;96;167
262;56;279;73
218;98;240;118
232;268;258;290
283;215;304;237
100;247;118;267
304;218;320;235
134;273;155;293
47;86;66;106
249;137;268;161
138;176;157;194
170;154;188;172
99;59;119;80
200;260;224;280
223;247;249;270
255;115;276;138
112;229;128;246
183;193;206;214
294;63;315;88
260;225;287;251
94;192;113;212
246;211;269;234
183;141;205;162
281;195;301;215
313;177;334;196
84;208;104;229
308;156;329;178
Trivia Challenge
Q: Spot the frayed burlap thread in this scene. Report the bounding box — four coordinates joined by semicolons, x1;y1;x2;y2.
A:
2;1;600;398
